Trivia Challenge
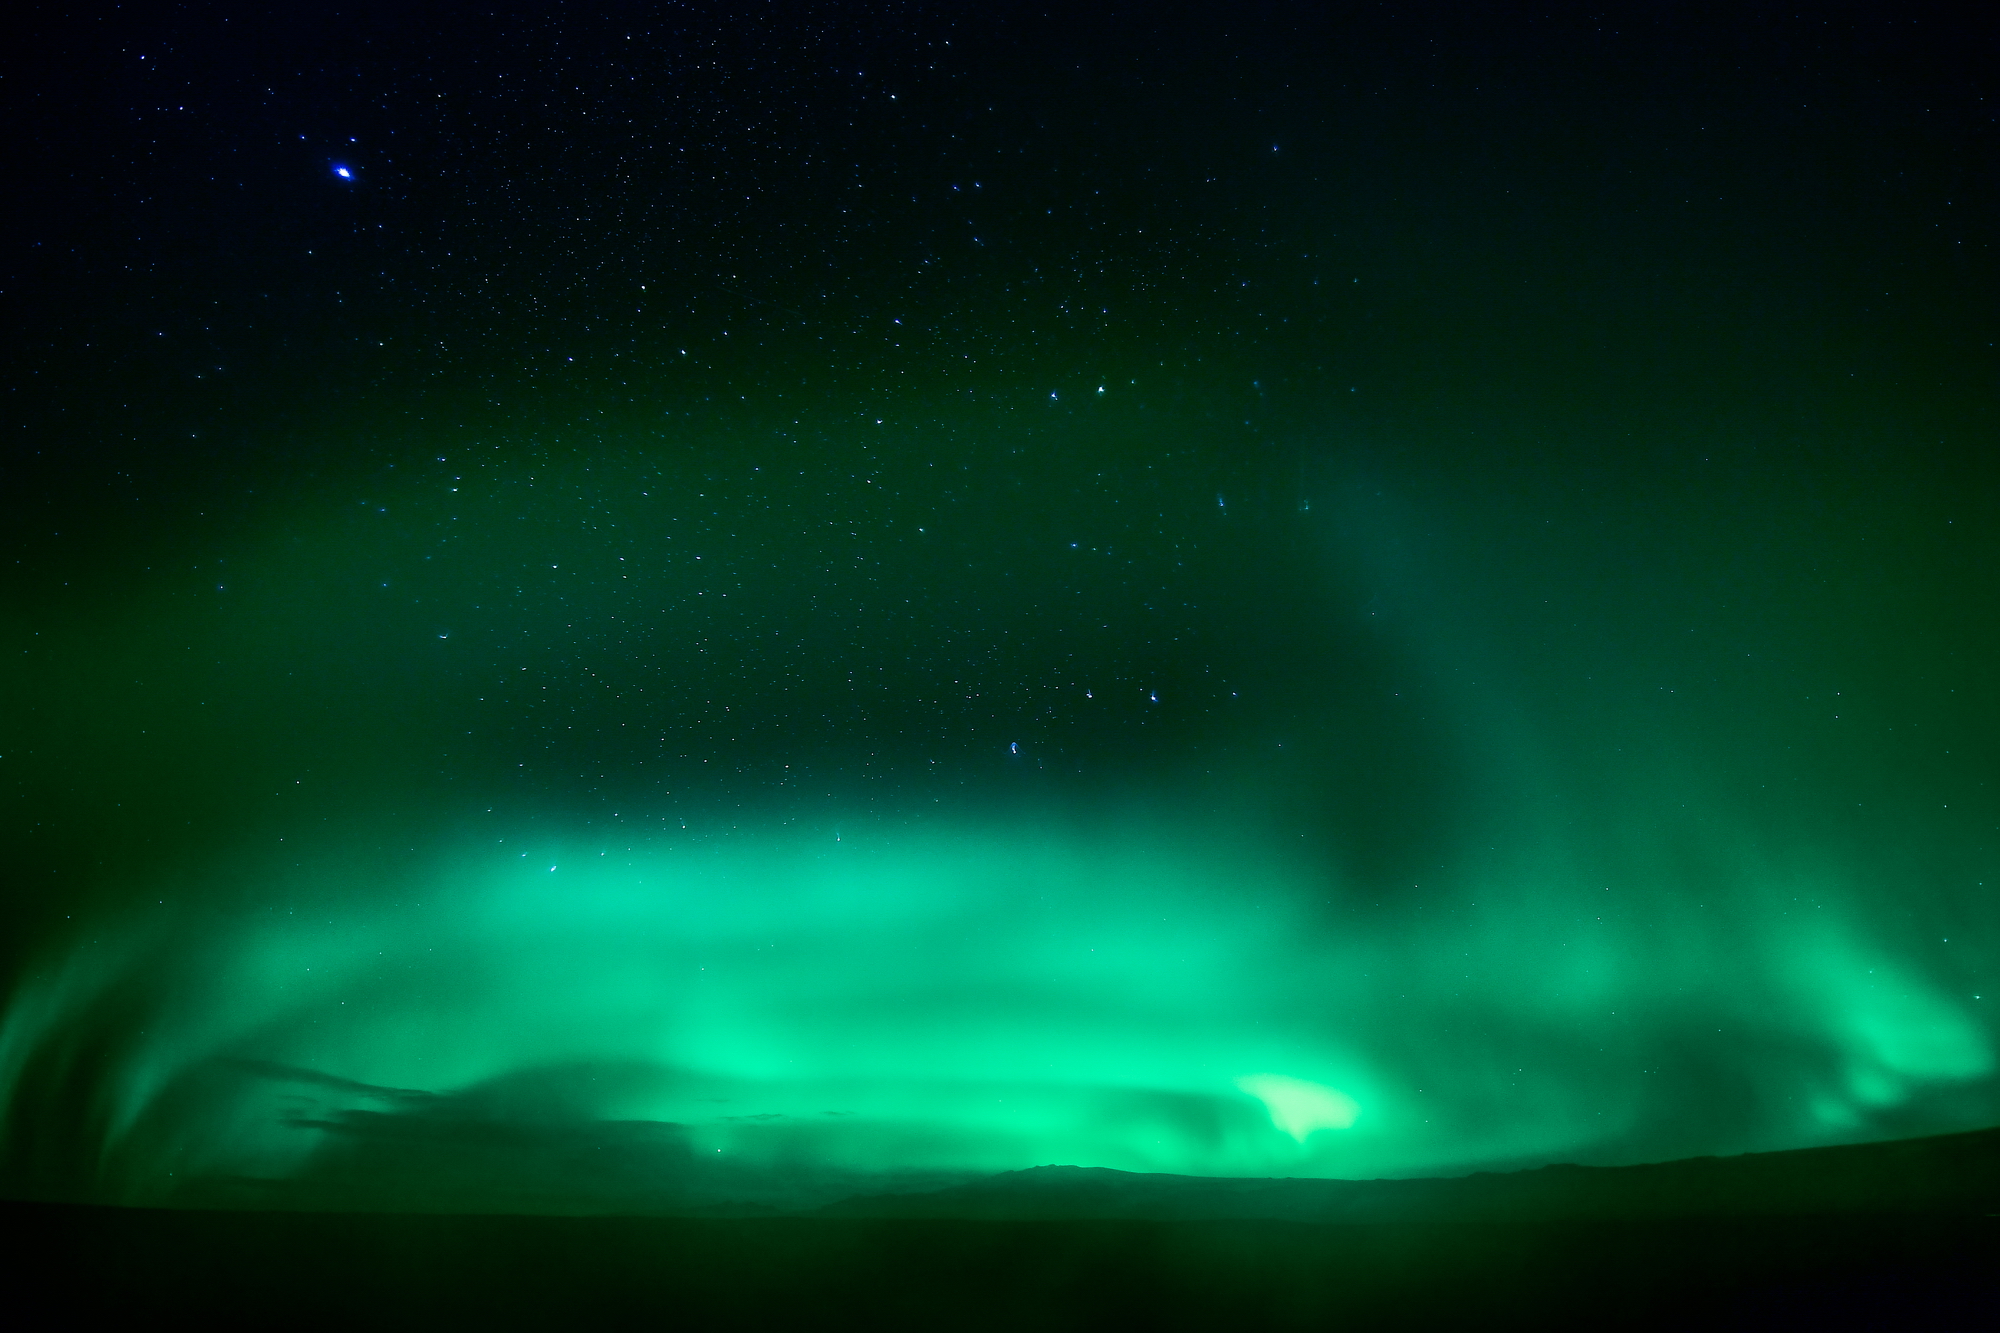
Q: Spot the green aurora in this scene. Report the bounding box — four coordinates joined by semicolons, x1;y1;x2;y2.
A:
3;6;1996;1212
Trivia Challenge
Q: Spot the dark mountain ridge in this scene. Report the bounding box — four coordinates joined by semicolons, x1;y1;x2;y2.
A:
824;1125;2000;1223
6;1128;1994;1328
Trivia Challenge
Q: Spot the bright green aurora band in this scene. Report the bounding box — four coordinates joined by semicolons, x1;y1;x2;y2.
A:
6;458;1994;1212
3;7;1995;1215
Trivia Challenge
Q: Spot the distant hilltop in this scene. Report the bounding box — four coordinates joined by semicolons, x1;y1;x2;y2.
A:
821;1125;2000;1224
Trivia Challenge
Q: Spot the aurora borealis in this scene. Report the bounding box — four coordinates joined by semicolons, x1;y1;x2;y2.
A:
4;4;1997;1214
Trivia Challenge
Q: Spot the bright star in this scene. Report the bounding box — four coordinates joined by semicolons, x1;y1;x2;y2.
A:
333;165;353;179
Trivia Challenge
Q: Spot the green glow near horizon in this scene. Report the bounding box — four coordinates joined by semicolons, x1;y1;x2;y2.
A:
1236;1075;1362;1141
5;456;1996;1209
3;798;1990;1205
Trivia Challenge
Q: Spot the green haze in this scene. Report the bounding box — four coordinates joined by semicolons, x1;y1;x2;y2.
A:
3;5;1995;1212
5;439;1994;1207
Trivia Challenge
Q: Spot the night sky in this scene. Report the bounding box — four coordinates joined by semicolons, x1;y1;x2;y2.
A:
4;3;1997;1211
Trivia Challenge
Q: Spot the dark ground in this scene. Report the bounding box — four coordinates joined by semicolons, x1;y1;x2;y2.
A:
4;1202;1993;1330
9;1127;1998;1330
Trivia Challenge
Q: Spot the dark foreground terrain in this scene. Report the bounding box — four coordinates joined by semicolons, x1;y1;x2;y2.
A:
5;1204;1994;1330
5;1128;1997;1329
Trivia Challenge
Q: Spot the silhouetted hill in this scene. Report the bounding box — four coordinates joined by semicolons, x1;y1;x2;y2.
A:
824;1125;2000;1223
4;1129;1996;1328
